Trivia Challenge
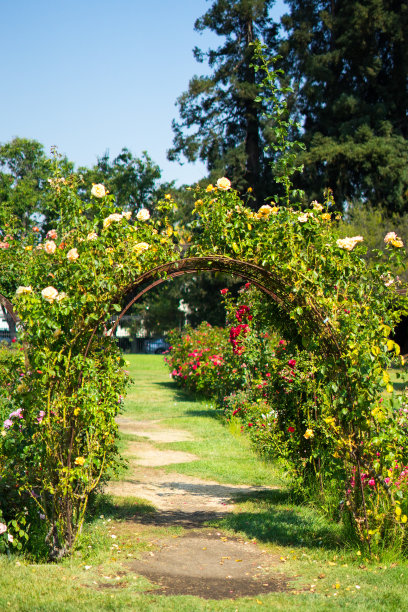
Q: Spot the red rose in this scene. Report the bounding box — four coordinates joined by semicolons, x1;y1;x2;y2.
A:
288;426;295;433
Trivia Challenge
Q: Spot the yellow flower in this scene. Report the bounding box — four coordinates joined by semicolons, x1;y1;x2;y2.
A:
25;245;33;251
91;183;106;198
103;213;123;229
205;184;214;192
311;200;323;211
67;248;79;262
390;238;404;248
74;456;85;466
384;231;397;244
247;187;253;193
194;199;203;208
304;428;314;439
395;506;402;516
164;193;171;200
166;226;173;236
336;236;364;251
41;286;59;303
122;211;132;220
216;177;231;191
255;204;277;220
321;213;331;221
15;286;33;296
401;515;407;524
44;240;57;254
136;208;150;222
133;242;150;255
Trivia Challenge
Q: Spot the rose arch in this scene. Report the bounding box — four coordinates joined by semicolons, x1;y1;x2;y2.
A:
0;177;407;559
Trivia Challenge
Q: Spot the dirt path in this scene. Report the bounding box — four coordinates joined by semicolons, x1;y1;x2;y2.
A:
104;414;290;599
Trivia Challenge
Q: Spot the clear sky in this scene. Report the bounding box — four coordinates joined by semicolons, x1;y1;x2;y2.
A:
1;0;286;186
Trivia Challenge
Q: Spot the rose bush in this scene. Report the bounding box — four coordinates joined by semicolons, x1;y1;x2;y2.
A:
0;169;180;559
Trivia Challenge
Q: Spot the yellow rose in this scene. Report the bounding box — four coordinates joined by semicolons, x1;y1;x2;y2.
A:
164;194;172;200
103;213;123;228
133;242;150;255
74;456;85;466
216;177;231;191
41;286;59;303
336;236;364;251
15;286;32;296
122;211;132;220
91;183;106;198
24;245;33;251
384;231;398;244
67;248;79;262
206;184;214;192
255;205;272;219
304;428;314;439
390;238;404;248
136;208;150;222
44;240;57;254
321;213;331;221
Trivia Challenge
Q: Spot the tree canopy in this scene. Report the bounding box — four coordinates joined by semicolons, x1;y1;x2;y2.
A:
280;0;408;211
167;0;279;205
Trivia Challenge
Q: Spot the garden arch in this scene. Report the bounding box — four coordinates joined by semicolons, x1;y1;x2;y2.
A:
107;255;342;358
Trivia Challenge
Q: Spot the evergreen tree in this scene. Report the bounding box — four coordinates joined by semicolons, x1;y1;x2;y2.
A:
281;0;408;211
167;0;279;204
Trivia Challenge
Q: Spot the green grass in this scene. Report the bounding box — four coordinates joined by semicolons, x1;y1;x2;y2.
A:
121;354;282;486
1;354;408;611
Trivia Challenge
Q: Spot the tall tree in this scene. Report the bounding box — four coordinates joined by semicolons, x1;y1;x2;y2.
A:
281;0;408;211
167;0;279;204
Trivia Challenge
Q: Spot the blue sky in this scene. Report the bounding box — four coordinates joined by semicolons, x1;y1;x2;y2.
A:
1;0;286;186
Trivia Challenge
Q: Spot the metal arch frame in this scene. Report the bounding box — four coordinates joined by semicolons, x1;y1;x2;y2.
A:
108;256;342;356
1;255;343;360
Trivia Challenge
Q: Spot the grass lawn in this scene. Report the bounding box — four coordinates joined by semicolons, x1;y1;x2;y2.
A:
0;354;407;611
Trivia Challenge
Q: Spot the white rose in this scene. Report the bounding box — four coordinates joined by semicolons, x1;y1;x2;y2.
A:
0;523;6;535
44;240;57;254
41;286;59;303
67;248;79;262
122;211;132;220
87;231;98;241
91;183;106;198
136;208;150;222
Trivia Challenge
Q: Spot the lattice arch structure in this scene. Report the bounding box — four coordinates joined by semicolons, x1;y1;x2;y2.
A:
108;256;342;358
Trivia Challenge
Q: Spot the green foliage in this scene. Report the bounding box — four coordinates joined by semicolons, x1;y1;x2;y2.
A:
167;0;279;204
281;0;408;211
167;176;408;554
0;170;181;559
0;138;74;231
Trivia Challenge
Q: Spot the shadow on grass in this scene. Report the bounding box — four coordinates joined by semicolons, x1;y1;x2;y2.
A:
152;381;214;405
87;493;155;523
209;489;344;551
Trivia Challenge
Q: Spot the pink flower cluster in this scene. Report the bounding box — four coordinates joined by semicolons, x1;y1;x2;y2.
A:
3;408;23;430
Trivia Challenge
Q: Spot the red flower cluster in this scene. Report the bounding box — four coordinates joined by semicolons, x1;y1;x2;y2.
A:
235;304;252;323
229;323;250;354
